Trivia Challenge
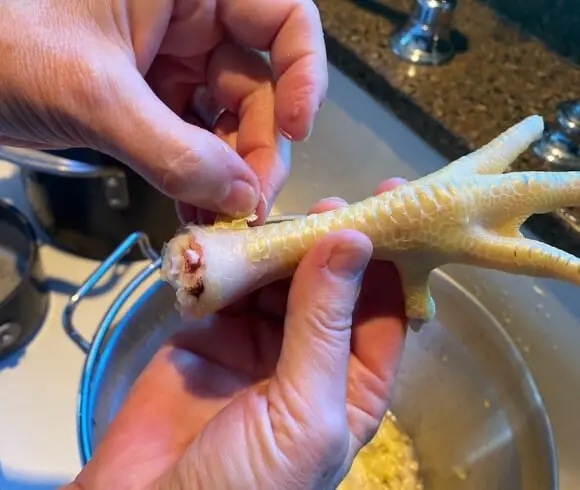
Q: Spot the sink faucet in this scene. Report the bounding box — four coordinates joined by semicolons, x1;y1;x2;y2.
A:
532;100;580;171
390;0;458;65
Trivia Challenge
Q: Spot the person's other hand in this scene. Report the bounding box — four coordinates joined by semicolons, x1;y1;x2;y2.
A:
65;177;409;490
0;1;327;221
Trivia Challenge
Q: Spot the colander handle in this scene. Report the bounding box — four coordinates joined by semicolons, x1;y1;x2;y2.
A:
62;232;160;353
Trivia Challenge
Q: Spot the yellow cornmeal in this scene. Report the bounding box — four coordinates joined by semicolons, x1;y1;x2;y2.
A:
339;411;423;490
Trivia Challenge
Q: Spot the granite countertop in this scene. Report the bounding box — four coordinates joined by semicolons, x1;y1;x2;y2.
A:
315;0;580;255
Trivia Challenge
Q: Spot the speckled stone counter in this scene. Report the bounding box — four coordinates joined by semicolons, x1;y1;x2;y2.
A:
315;0;580;255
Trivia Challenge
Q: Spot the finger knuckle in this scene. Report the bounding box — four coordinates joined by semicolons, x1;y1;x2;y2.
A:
160;148;204;198
292;72;319;106
308;297;353;332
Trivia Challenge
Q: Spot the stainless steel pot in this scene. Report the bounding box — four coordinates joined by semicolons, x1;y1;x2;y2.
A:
0;146;180;261
0;199;49;361
65;225;559;489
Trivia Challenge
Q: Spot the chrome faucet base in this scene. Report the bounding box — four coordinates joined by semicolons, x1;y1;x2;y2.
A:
533;132;579;171
390;24;455;65
533;100;580;171
390;0;458;66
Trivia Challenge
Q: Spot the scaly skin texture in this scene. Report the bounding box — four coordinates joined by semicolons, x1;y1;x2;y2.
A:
160;115;580;327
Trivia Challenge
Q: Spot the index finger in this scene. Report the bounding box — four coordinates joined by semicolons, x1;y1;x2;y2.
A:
218;0;328;141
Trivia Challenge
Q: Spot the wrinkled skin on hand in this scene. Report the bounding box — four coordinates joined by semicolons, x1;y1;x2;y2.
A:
63;179;408;490
0;0;327;220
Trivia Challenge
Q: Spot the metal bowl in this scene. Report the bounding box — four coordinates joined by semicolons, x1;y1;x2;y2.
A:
65;227;558;490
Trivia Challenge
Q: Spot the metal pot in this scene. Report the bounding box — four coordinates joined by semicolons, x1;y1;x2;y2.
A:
64;226;558;489
0;146;180;261
0;199;49;361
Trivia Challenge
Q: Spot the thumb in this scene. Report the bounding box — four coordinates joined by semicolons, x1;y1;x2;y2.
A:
276;230;372;417
91;65;260;218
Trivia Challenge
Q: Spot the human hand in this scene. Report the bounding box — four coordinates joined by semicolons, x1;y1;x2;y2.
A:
64;177;409;490
0;0;327;221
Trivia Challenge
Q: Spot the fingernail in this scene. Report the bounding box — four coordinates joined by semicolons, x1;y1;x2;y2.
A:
216;180;258;217
175;201;198;224
327;242;370;281
259;191;267;207
279;128;293;141
259;192;270;216
319;196;348;206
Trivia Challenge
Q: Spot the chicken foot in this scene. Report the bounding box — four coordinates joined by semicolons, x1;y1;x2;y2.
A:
160;115;580;327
